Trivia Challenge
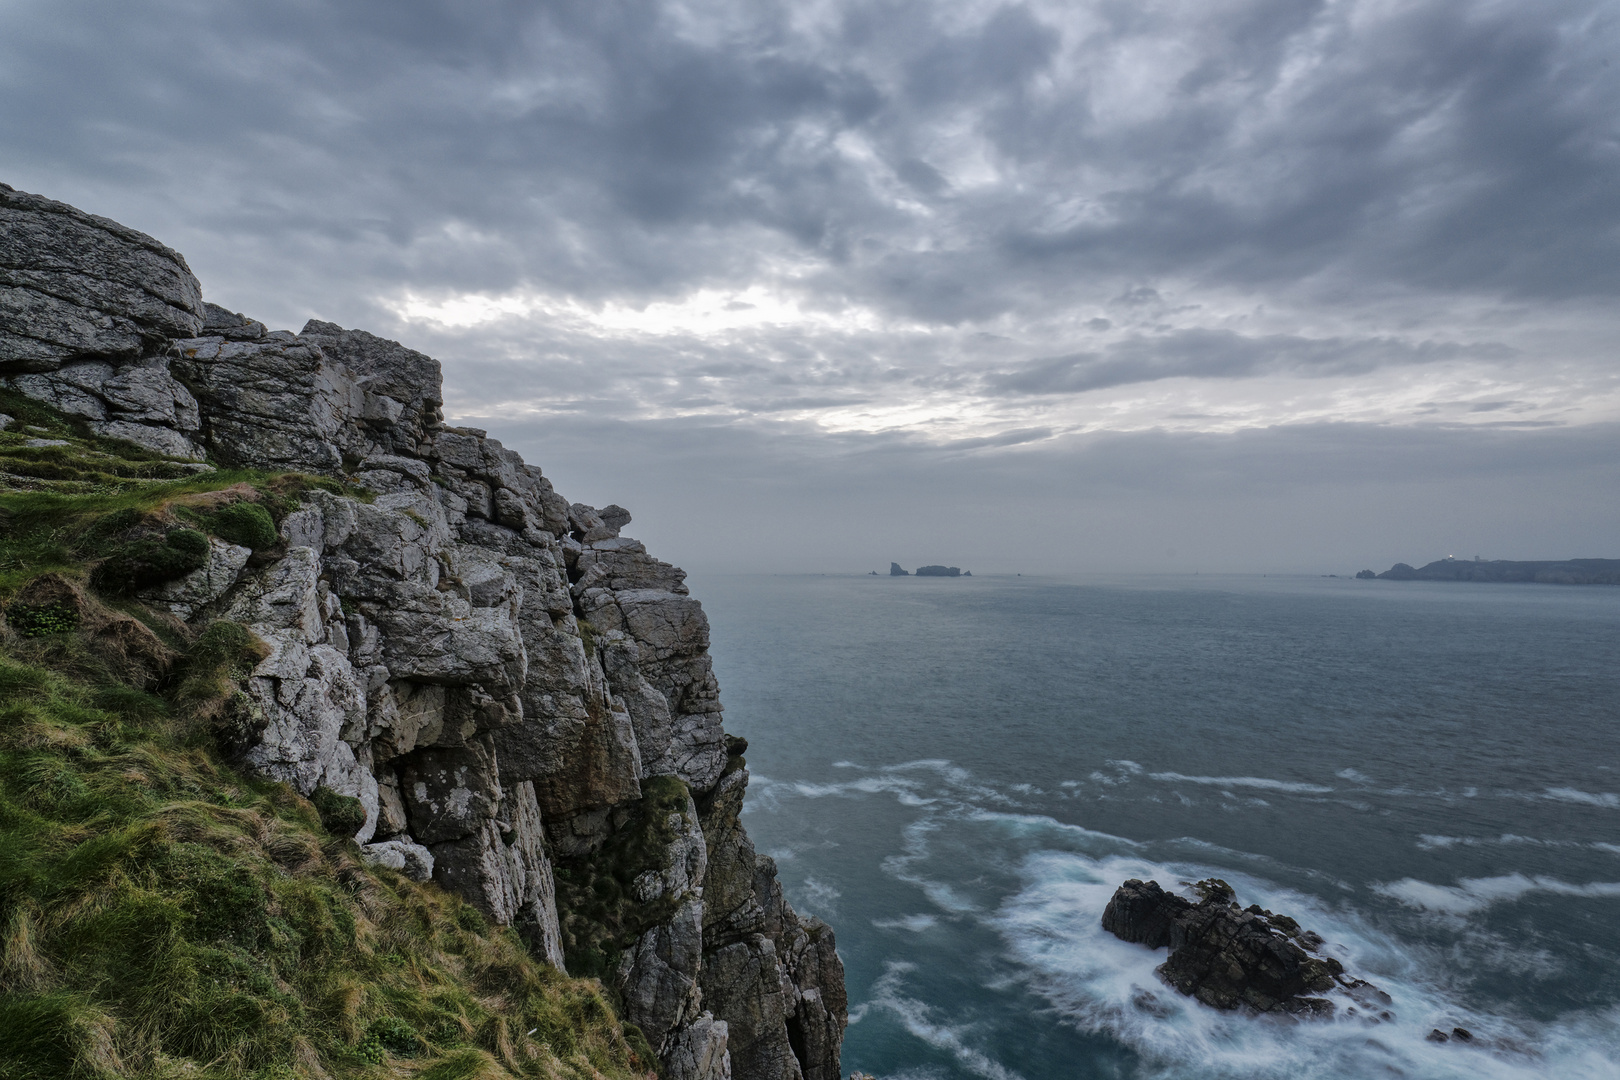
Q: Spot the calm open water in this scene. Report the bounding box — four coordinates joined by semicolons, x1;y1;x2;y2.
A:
694;572;1620;1080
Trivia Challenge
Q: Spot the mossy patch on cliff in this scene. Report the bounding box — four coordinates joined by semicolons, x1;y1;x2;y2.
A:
551;776;692;982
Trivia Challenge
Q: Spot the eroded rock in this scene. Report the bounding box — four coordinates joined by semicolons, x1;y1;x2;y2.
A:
1102;878;1388;1017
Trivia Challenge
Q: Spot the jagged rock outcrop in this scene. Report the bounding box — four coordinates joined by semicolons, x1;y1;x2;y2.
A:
1102;878;1389;1018
0;184;846;1080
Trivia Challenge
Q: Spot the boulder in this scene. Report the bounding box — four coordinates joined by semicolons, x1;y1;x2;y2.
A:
0;184;203;372
1101;878;1387;1017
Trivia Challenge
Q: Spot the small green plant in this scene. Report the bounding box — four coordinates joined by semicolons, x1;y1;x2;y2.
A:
353;1034;386;1064
6;601;80;637
310;784;367;837
368;1016;421;1057
208;501;277;550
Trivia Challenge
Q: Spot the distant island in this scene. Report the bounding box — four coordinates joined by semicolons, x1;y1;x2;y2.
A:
888;563;969;577
1361;558;1620;585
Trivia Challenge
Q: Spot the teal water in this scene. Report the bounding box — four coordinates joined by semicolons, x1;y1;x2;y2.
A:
695;573;1620;1080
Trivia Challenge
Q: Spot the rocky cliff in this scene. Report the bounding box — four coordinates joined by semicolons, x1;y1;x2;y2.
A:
0;182;846;1080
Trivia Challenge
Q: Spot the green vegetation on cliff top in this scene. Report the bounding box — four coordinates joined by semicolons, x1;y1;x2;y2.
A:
0;399;652;1080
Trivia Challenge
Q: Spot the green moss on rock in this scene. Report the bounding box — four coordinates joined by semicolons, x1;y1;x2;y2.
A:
552;775;693;980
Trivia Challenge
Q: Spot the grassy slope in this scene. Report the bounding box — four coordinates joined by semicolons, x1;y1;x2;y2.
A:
0;391;653;1080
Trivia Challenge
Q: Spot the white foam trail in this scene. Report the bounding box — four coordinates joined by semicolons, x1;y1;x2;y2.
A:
994;850;1620;1079
965;808;1141;850
1149;772;1335;794
873;913;940;932
852;962;1027;1080
1375;874;1620;915
1545;788;1620;808
1417;833;1600;851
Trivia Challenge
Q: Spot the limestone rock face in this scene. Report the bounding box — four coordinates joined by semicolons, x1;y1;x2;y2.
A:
0;184;203;372
0;183;846;1080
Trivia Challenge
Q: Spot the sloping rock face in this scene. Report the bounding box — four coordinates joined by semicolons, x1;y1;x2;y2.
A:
0;185;845;1080
1102;878;1389;1018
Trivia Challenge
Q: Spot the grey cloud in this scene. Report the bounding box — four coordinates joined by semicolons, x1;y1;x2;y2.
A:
1;0;1615;572
984;330;1517;395
1;0;1614;327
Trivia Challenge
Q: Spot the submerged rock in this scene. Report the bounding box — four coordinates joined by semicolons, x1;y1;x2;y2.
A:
1102;878;1388;1018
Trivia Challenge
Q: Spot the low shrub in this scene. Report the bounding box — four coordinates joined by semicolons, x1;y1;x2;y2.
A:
208;501;277;550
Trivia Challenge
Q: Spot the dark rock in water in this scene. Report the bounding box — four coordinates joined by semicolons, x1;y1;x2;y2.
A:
1356;569;1376;579
914;565;961;577
1100;878;1187;948
889;562;909;576
1101;878;1389;1018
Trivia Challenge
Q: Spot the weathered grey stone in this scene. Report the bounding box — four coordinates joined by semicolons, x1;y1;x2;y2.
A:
360;838;435;881
170;335;359;470
136;537;251;620
399;737;502;844
297;320;443;454
201;302;267;341
781;918;847;1080
701;938;803;1080
0;184;203;372
665;1015;732;1080
618;896;706;1054
238;633;377;841
502;779;568;970
89;419;203;458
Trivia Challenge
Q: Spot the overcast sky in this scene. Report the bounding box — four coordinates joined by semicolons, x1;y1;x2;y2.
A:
3;0;1617;573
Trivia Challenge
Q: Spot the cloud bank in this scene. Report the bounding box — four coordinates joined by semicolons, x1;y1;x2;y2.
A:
2;0;1616;570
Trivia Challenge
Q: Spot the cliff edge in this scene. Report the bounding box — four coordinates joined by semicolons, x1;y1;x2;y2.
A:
0;182;845;1080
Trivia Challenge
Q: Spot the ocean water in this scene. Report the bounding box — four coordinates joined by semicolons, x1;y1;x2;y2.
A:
694;572;1620;1080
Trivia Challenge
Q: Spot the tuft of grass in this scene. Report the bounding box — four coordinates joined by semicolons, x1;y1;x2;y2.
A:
207;503;277;551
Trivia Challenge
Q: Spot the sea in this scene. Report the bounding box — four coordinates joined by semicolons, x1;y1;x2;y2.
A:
692;572;1620;1080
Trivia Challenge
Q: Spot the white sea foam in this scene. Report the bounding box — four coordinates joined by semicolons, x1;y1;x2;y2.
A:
992;850;1620;1079
872;913;940;932
1375;874;1620;916
1417;833;1597;851
1544;787;1620;808
851;962;1027;1080
1149;772;1334;794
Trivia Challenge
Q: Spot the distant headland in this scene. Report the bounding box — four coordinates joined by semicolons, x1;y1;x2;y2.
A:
1357;558;1620;585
